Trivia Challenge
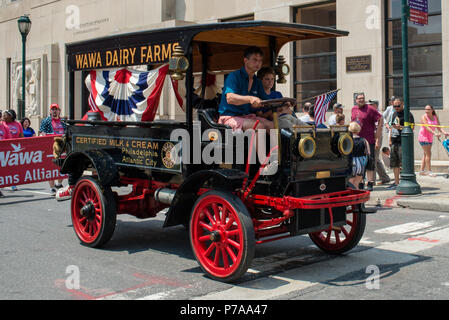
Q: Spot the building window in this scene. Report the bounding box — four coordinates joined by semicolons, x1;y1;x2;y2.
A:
293;1;337;108
385;0;442;109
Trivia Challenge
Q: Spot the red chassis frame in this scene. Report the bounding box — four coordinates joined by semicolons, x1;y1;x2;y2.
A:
114;176;370;245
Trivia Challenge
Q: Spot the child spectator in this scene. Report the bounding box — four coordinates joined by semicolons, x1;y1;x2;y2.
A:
348;122;370;190
336;114;345;126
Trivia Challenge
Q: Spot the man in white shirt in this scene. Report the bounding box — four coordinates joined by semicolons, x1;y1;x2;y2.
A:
298;102;312;122
328;103;343;125
383;96;396;143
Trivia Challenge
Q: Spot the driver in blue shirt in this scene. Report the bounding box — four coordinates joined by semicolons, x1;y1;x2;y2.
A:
218;46;274;131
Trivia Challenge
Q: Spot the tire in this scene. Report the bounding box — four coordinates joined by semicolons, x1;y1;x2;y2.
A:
309;205;366;254
71;176;117;248
190;190;255;282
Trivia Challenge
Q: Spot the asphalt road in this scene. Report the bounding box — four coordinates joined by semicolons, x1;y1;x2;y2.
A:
1;181;449;303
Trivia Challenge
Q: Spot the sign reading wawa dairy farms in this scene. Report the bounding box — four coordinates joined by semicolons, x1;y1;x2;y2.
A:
0;136;67;188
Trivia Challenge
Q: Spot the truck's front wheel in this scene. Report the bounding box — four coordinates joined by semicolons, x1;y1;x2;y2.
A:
71;176;116;248
190;191;255;282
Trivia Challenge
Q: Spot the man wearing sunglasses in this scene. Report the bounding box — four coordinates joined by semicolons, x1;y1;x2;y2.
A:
388;97;415;190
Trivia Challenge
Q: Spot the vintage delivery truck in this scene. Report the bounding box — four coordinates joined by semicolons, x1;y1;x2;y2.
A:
56;20;371;282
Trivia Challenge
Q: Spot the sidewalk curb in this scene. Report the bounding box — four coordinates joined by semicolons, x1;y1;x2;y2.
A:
366;195;449;213
396;198;449;212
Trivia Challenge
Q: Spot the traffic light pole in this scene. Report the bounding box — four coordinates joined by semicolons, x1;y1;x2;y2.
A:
396;0;421;195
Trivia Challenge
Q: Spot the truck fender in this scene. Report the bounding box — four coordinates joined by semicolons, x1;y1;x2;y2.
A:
60;150;119;187
163;169;247;228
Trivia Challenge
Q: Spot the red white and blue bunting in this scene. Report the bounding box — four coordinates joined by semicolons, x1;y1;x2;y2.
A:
85;64;184;122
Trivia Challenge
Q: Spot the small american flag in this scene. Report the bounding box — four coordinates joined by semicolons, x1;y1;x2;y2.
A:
314;90;338;125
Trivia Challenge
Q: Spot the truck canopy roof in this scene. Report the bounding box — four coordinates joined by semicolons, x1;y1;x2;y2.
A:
66;20;348;72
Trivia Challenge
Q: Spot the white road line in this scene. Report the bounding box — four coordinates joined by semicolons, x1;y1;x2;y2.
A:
359;237;375;245
194;225;449;301
20;190;52;196
194;248;417;300
377;226;449;254
408;224;449;236
374;221;435;235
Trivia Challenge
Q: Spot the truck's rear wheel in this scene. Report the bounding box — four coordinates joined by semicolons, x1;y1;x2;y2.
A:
190;191;255;282
71;176;116;248
309;205;365;254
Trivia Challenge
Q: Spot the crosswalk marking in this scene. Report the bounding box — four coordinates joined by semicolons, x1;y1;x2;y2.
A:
193;247;418;300
374;221;435;235
193;225;449;300
376;226;449;254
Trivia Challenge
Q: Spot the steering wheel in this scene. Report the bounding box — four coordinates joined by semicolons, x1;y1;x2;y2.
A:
259;98;297;111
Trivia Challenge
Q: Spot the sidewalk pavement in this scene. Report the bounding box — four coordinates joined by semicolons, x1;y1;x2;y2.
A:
366;164;449;212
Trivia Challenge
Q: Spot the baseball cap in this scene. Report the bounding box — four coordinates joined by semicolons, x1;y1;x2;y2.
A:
333;103;343;109
50;103;60;110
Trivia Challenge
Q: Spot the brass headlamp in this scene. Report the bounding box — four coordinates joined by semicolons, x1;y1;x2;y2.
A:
275;55;290;84
297;134;316;159
169;45;189;81
337;133;354;156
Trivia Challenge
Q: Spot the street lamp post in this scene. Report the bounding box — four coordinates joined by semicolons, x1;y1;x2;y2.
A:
18;15;32;120
396;0;421;195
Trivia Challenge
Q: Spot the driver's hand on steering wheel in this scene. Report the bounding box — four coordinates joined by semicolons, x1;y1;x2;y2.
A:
249;96;262;108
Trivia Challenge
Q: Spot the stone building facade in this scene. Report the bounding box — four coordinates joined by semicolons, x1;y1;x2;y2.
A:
0;0;447;160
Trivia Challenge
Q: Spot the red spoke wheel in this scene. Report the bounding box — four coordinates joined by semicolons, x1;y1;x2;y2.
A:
71;176;116;248
190;191;255;282
309;205;366;254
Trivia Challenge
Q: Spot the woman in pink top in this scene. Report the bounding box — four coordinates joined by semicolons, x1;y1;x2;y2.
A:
2;110;23;138
418;105;448;176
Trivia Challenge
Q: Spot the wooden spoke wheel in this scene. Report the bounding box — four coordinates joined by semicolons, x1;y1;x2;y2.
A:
309;205;366;254
190;191;255;282
71;176;116;248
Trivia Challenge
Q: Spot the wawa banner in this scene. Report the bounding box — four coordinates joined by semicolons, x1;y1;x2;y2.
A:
0;135;67;188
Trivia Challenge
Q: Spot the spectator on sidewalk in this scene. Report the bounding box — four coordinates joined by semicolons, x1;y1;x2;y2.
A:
388;97;415;190
328;103;344;125
3;109;23;191
298;102;312;123
21;117;36;137
381;147;391;170
418;104;449;177
369;99;391;185
307;107;328;129
39;103;67;195
336;114;345;126
348;122;370;190
0;110;11;198
351;93;383;191
0;110;11;140
3;110;23;139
